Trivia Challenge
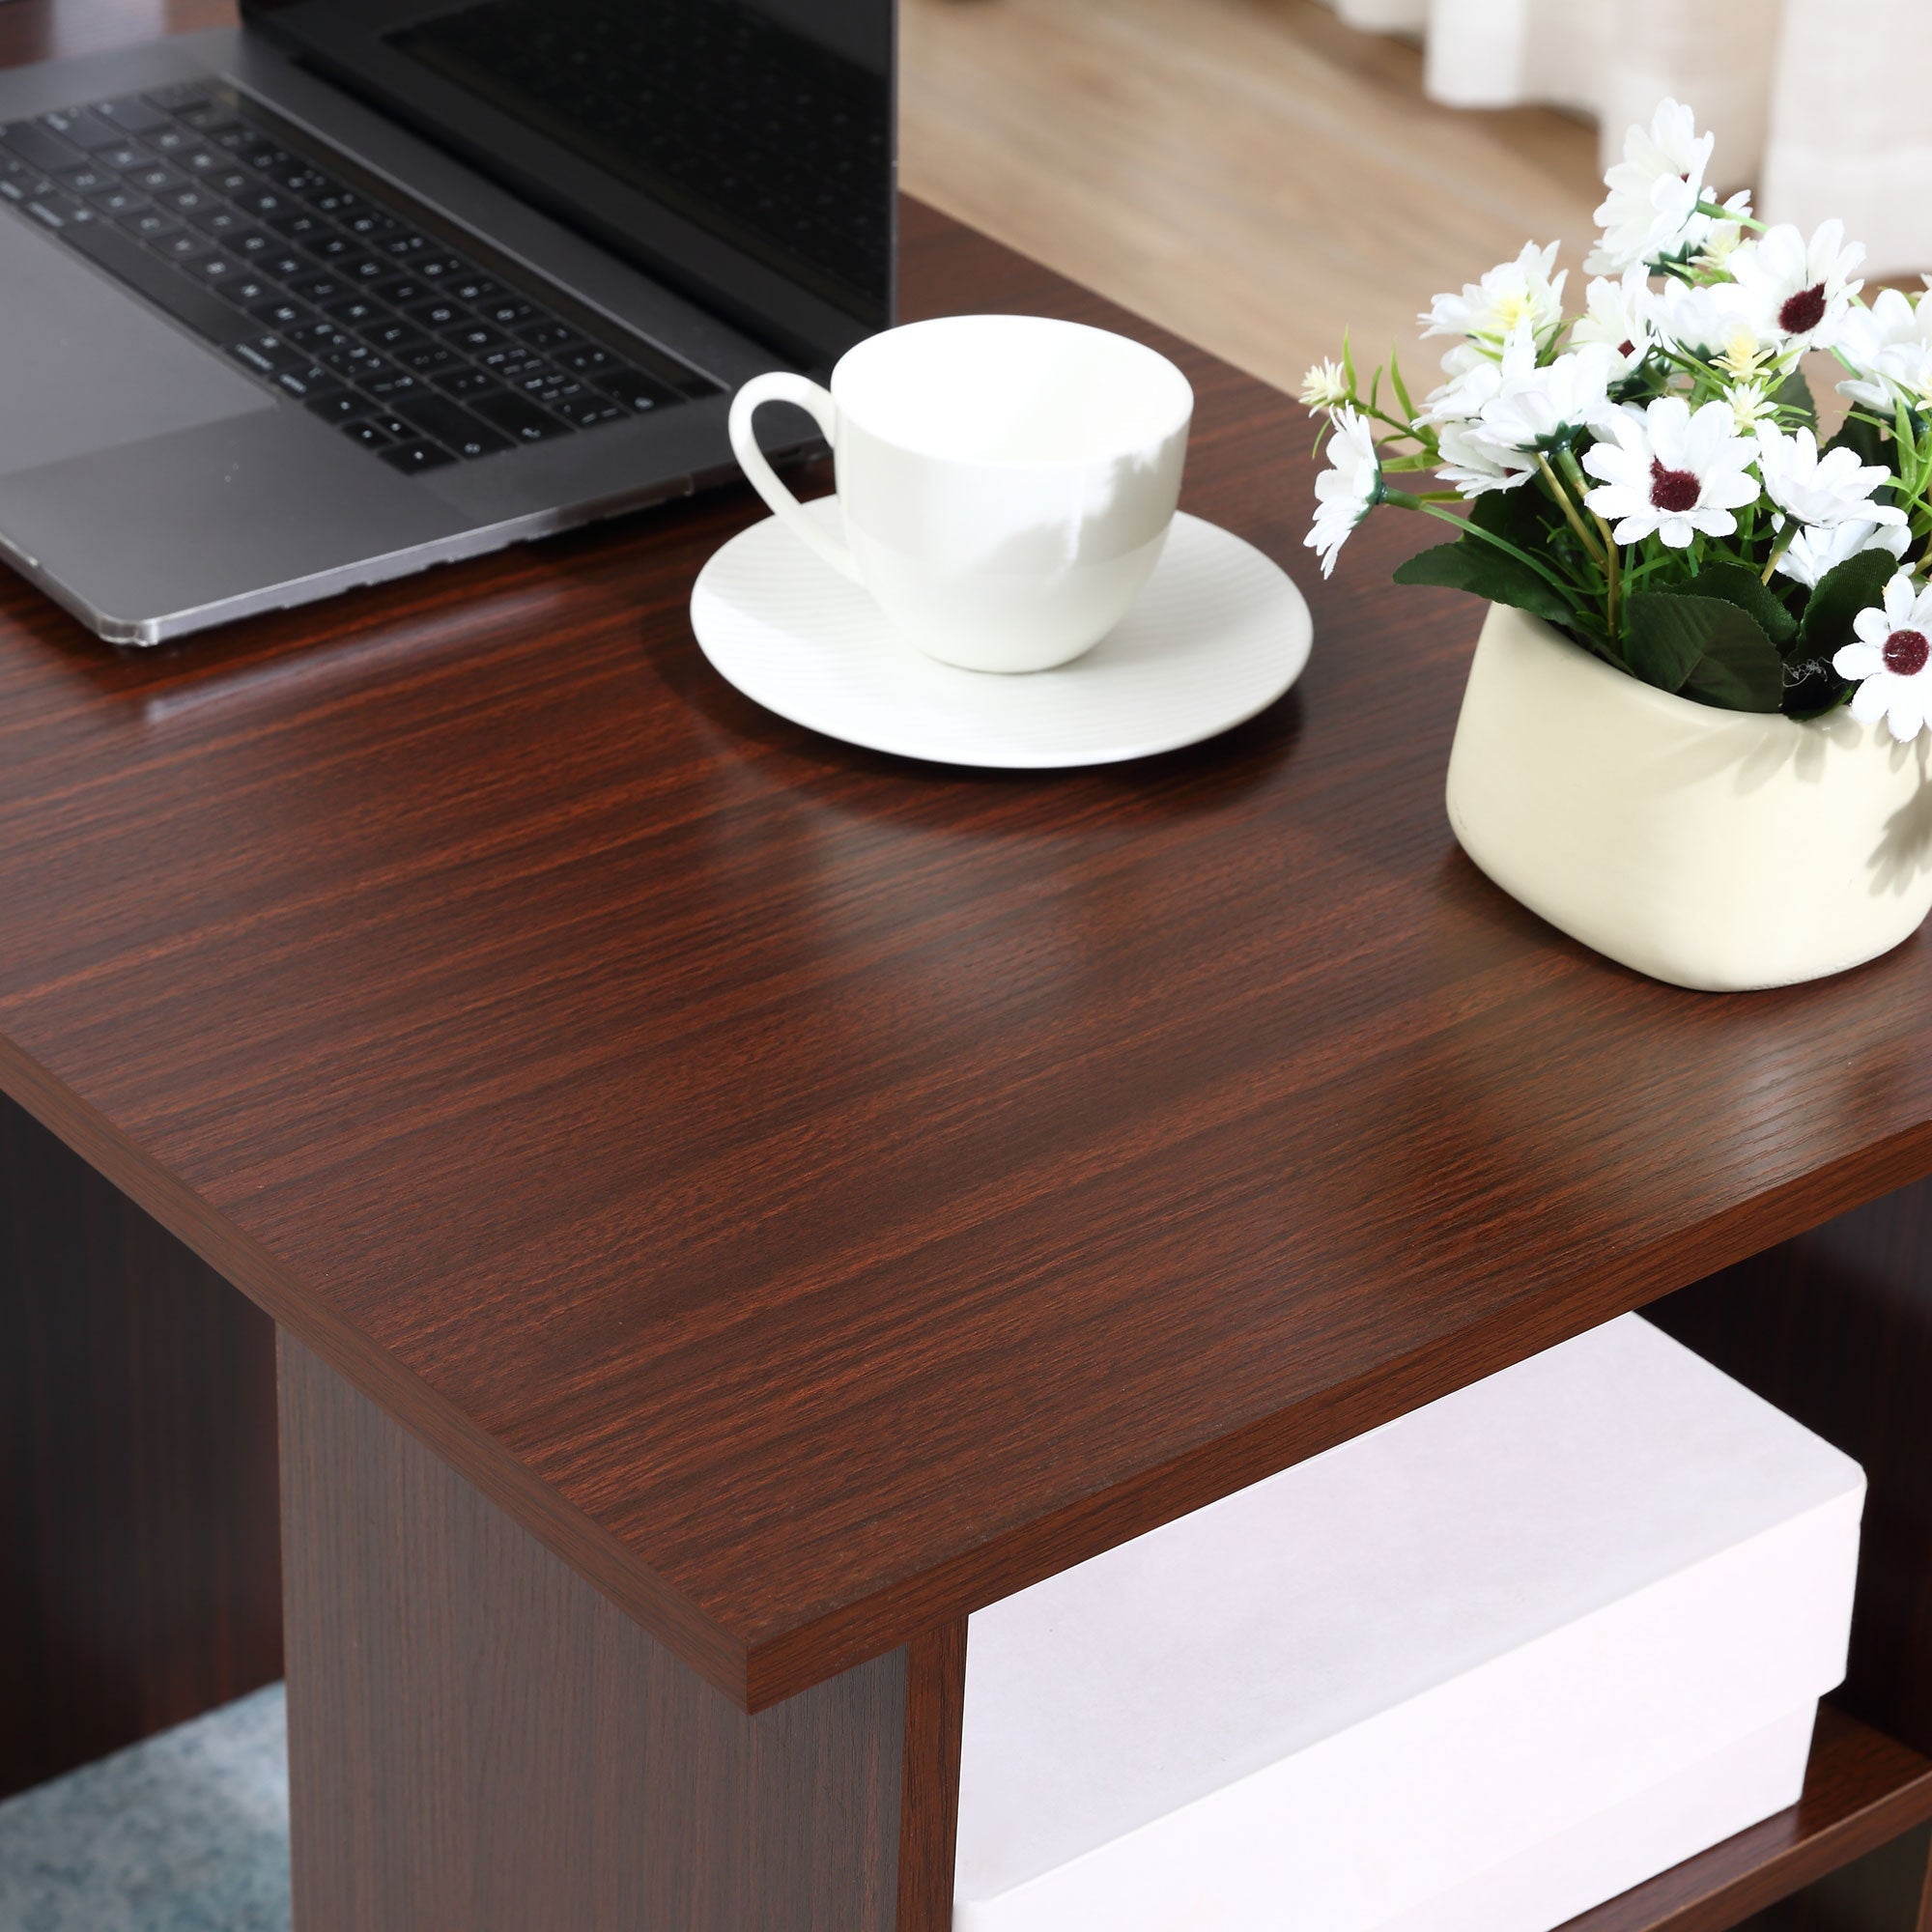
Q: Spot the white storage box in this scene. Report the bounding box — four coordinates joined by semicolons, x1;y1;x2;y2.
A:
955;1315;1863;1932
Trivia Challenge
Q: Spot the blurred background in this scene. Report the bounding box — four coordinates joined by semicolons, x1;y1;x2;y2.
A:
899;0;1932;406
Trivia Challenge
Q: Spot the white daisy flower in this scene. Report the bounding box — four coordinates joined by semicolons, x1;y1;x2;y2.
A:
1775;518;1910;590
1420;242;1567;351
1585;99;1713;275
1833;572;1932;742
1756;425;1904;530
1419;349;1506;427
1299;357;1351;412
1727;219;1864;352
1640;276;1763;362
1435;422;1528;498
1570;266;1656;376
1305;406;1383;577
1835;288;1932;412
1477;341;1625;454
1724;383;1779;433
1581;395;1761;548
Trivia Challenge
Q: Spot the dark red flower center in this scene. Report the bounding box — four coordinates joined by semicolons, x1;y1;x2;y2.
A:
1649;458;1701;514
1779;282;1828;334
1617;338;1635;357
1885;629;1930;676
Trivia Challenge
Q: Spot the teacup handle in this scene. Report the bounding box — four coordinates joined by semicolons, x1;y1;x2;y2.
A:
727;373;862;583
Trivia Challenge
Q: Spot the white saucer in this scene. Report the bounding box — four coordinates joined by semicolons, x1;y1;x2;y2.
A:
689;497;1312;769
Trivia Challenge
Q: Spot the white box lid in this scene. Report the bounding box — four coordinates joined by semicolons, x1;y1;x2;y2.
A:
956;1314;1864;1909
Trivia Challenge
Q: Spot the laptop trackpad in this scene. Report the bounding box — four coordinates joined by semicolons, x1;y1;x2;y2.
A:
0;216;269;476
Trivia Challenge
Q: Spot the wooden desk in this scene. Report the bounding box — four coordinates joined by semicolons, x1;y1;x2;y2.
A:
7;4;1932;1927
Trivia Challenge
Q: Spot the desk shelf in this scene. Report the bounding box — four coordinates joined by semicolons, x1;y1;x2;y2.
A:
1560;1706;1932;1932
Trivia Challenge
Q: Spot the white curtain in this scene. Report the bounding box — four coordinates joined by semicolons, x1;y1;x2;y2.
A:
1317;0;1932;278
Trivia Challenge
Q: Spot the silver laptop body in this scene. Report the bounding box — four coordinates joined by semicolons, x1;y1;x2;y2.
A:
0;1;894;643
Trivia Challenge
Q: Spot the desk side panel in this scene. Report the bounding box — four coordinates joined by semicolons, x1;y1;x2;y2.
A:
0;1091;282;1800
278;1332;913;1931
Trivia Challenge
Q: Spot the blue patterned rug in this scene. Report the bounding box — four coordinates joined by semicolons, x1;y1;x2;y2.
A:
0;1686;290;1932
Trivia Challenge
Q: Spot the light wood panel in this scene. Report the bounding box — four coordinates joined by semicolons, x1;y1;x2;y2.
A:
899;0;1605;394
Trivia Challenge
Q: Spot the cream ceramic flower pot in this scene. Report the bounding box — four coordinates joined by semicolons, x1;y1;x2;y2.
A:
1445;603;1932;992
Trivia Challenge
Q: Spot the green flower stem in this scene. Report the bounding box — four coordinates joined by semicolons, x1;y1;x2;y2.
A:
1385;492;1580;603
1535;453;1609;569
1692;201;1766;233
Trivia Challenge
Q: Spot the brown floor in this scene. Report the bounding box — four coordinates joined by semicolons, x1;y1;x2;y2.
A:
898;0;1606;398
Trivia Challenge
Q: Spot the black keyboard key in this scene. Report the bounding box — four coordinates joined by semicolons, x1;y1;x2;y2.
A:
321;345;392;381
343;210;400;242
288;320;351;351
287;271;347;303
380;439;456;475
98;97;173;135
120;209;178;242
371;276;429;305
396;393;512;459
380;232;432;259
186;206;248;242
185;250;246;285
551;392;626;429
236;186;292;220
435;367;497;399
66;216;251;347
403;297;465;330
148;126;195;156
365;370;424;401
325;295;383;327
258;249;309;281
202;164;254;196
442;321;505;354
152;231;203;262
519;321;583;352
304;232;357;262
217;273;279;309
89;186;148;218
267;211;327;242
344;256;391;284
306;390;371;425
272;365;340;402
365;320;426;353
230;333;300;375
23;192;92;232
343;419;394;449
40;107;122;152
129;162;183;195
482;299;541;331
180;105;241;134
56;163;112;196
412;254;466;280
310;185;363;216
246;298;307;330
561;345;617;376
159;184;215;216
230;228;279;259
98;142;144;172
401;342;458;375
444;273;504;305
598;366;673;412
3;120;86;174
469;391;568;444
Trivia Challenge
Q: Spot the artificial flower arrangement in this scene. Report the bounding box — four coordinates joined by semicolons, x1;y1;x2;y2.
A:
1302;99;1932;742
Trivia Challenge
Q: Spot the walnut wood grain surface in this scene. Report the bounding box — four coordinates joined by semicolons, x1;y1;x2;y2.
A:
1557;1707;1932;1932
9;0;1932;1711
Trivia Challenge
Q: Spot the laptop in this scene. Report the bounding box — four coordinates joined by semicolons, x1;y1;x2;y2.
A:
0;0;895;644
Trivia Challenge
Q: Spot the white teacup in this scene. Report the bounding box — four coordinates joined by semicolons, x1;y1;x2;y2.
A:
727;314;1193;673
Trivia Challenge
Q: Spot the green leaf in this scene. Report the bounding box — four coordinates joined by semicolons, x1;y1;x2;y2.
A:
1801;548;1897;655
1388;343;1415;426
1662;562;1796;646
1392;536;1577;630
1624;590;1784;711
1775;370;1816;430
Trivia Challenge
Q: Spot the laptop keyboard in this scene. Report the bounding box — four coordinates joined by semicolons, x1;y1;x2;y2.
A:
0;81;712;476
